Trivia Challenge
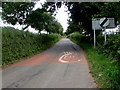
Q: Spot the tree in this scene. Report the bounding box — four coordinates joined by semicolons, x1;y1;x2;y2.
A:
42;2;62;15
98;2;120;24
41;2;120;35
26;8;57;33
66;2;120;35
2;2;63;34
54;21;63;35
67;2;101;35
44;20;63;34
2;2;35;30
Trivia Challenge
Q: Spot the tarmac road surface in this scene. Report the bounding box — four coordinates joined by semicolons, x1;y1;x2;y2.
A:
2;38;97;88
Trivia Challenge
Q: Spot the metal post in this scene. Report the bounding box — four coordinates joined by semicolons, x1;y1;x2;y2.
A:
94;28;96;48
104;27;107;44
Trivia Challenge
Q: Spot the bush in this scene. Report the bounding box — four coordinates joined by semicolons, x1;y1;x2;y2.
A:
68;32;93;44
2;27;61;66
69;34;120;88
97;34;120;61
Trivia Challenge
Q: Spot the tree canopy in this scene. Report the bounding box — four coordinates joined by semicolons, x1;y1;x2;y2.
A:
2;2;35;29
2;2;120;35
2;2;63;34
66;2;120;35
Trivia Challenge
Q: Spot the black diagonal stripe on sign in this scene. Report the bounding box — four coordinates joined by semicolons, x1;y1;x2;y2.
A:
100;18;108;27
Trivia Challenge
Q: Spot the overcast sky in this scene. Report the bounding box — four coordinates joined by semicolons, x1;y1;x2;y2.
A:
0;1;69;33
55;3;69;32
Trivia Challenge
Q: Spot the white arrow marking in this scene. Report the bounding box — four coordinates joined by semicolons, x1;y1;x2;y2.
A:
59;53;71;63
59;52;81;63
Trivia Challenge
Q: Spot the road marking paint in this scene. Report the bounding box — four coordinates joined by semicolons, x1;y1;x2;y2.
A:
64;52;66;54
59;53;71;63
64;56;67;59
59;52;81;64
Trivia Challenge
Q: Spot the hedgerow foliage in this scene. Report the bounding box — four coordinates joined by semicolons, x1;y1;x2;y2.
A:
2;27;61;66
97;34;120;61
68;32;92;44
68;32;84;41
69;32;120;88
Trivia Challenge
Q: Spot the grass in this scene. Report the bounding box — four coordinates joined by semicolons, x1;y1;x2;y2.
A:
70;38;120;88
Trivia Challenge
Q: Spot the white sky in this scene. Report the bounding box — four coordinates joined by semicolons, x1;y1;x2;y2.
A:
55;3;69;32
0;1;69;33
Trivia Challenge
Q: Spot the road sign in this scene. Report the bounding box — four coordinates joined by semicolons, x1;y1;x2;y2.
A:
92;19;102;30
92;18;115;30
107;18;115;28
92;18;115;47
100;17;109;27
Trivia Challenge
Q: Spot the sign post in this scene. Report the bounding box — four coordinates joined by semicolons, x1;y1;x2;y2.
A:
92;18;115;47
92;19;102;48
93;27;96;48
104;27;107;44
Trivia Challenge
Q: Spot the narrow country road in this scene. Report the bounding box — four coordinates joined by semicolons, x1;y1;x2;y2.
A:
3;38;97;88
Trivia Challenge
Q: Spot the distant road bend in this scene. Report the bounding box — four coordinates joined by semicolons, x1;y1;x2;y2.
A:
3;38;97;88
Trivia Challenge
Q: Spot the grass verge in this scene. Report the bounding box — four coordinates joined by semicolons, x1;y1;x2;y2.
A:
70;38;120;88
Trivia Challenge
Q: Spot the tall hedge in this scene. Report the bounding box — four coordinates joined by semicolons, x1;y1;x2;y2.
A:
68;32;92;43
2;27;61;66
97;34;120;61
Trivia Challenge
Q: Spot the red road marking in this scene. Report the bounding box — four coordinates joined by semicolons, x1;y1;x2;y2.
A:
52;53;88;64
8;53;88;67
13;54;53;66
